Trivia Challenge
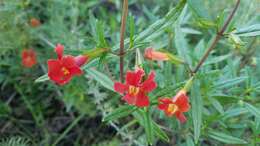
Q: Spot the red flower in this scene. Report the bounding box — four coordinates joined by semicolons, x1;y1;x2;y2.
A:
47;44;88;85
144;48;169;61
158;90;190;123
22;49;37;68
114;68;157;107
30;18;41;27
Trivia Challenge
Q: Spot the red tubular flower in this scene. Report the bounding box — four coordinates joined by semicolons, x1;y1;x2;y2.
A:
22;49;37;68
158;90;190;123
144;48;169;61
47;44;88;85
114;68;157;107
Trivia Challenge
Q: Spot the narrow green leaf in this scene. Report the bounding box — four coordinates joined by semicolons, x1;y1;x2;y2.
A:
191;81;202;144
103;105;136;122
111;0;186;51
208;97;224;114
181;27;201;35
134;110;154;144
223;108;248;119
152;121;169;142
187;0;209;18
234;24;260;37
174;5;191;65
186;136;195;146
86;68;114;91
237;31;260;37
212;94;240;104
214;76;248;89
244;102;260;119
204;54;231;66
208;130;247;144
129;15;135;49
96;21;107;48
187;0;215;27
35;74;49;83
141;109;154;145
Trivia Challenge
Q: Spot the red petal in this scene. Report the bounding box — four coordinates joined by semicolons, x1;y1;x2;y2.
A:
48;59;62;72
141;71;157;92
157;98;172;110
114;82;127;94
47;59;63;81
22;49;29;58
175;112;187;123
122;94;136;105
55;44;64;59
62;55;77;68
173;90;190;112
126;69;144;86
135;92;150;107
22;58;36;68
69;66;83;76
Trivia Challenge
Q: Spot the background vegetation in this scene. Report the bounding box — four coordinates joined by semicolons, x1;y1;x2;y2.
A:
0;0;259;145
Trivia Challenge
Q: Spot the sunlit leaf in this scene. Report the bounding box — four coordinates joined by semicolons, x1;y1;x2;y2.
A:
35;74;49;83
86;68;114;91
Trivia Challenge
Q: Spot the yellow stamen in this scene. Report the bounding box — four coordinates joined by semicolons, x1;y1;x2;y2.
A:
62;67;70;75
167;104;178;115
129;85;140;96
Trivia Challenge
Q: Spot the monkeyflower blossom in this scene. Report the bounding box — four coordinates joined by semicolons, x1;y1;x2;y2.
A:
22;49;37;68
158;90;190;123
114;68;157;107
47;44;88;85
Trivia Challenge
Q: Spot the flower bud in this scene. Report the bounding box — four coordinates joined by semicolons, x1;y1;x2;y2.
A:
144;48;169;61
75;55;88;67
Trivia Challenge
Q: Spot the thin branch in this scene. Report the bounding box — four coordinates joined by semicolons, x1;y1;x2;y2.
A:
119;0;129;82
192;0;240;74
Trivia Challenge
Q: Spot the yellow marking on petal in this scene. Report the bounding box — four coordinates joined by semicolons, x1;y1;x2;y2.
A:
62;67;70;75
129;85;140;96
167;104;178;115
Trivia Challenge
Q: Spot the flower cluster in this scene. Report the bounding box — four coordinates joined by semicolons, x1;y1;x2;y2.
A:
114;67;191;123
26;42;191;122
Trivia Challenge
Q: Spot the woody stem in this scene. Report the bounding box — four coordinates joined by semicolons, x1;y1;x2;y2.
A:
119;0;129;82
192;0;240;74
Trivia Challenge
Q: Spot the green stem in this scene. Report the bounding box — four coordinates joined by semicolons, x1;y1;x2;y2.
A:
52;114;84;146
192;0;241;74
119;0;129;82
186;0;241;90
